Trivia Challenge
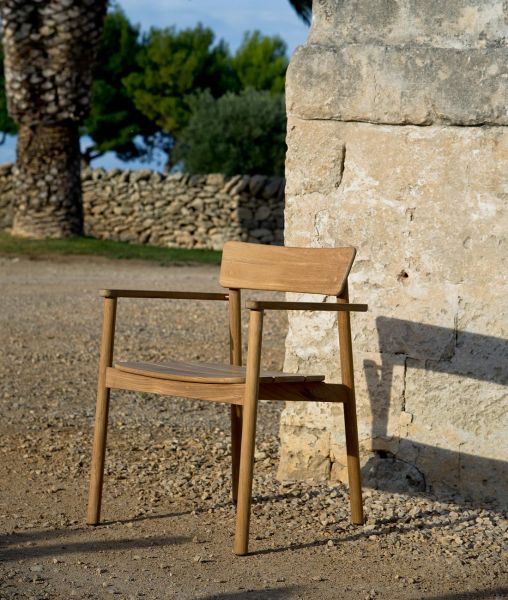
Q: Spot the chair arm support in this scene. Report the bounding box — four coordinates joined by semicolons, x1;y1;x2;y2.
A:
100;289;229;301
245;300;368;312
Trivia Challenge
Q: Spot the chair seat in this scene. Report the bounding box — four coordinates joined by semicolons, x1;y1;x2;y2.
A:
115;359;325;384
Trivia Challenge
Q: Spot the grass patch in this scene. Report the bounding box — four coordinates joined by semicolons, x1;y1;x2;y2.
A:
0;231;222;265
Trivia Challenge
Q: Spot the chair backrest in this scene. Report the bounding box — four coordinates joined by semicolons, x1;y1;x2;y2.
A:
219;241;356;296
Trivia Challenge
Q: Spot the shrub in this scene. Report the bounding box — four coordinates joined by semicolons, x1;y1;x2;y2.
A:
174;89;286;176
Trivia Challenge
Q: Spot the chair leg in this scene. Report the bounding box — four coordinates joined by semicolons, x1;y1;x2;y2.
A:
87;385;111;525
343;400;364;525
230;405;243;504
87;297;117;525
234;309;263;555
234;394;258;555
337;288;364;525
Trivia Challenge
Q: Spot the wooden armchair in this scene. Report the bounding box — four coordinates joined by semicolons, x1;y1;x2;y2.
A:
87;241;367;555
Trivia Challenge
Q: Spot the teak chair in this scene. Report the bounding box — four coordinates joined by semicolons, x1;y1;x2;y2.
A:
87;241;367;555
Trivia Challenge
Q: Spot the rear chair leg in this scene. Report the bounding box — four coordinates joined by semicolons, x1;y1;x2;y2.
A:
230;405;243;503
87;297;117;525
228;288;243;504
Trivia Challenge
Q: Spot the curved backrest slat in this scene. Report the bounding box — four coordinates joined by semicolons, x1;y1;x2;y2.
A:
219;241;355;296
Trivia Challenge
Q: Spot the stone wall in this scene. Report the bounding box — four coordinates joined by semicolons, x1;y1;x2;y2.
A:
0;165;284;248
0;164;15;231
280;0;508;507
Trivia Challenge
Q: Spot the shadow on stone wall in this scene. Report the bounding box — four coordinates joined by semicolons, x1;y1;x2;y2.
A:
362;317;507;511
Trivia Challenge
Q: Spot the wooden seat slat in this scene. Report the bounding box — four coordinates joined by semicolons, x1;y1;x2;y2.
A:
114;360;325;384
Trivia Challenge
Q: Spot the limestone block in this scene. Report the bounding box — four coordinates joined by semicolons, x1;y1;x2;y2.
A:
311;0;507;49
403;361;508;499
287;44;507;125
285;118;507;357
206;173;224;187
285;120;345;196
405;361;506;448
277;424;331;481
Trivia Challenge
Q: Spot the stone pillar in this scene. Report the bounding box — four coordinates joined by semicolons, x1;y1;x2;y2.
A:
280;0;508;506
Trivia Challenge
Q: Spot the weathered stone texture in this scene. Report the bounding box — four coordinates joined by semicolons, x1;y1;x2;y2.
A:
311;0;507;49
281;110;508;503
0;167;285;248
287;0;508;125
0;164;15;230
287;45;507;125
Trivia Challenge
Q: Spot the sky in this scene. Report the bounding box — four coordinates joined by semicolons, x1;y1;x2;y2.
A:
120;0;309;54
0;0;310;169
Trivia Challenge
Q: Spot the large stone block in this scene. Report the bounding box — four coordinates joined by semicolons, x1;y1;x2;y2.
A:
311;0;507;49
287;44;507;125
285;118;507;352
403;361;508;499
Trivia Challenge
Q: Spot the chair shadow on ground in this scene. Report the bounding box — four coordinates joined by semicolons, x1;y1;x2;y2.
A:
0;527;187;562
101;490;323;527
421;589;508;600
249;510;477;556
360;317;508;512
199;587;300;600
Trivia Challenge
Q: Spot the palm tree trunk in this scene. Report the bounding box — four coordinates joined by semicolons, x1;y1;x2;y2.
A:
12;122;82;238
0;0;107;239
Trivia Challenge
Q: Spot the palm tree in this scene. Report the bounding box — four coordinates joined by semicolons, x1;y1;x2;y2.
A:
0;0;107;238
289;0;312;25
0;0;309;239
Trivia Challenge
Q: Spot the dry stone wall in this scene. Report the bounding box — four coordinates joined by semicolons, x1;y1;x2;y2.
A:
0;165;285;248
280;0;508;507
0;164;15;230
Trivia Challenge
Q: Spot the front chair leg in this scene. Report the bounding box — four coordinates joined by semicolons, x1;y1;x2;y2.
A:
234;309;263;555
337;291;364;525
87;297;117;525
343;399;364;525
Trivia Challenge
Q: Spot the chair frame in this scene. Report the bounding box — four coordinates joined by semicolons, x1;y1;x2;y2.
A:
87;245;367;555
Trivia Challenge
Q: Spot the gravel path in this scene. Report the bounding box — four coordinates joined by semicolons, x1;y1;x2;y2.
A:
0;256;507;600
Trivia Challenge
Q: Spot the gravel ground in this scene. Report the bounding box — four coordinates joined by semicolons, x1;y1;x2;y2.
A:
0;255;507;600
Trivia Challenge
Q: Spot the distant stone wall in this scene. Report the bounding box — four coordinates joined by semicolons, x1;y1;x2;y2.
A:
0;164;15;230
0;164;285;248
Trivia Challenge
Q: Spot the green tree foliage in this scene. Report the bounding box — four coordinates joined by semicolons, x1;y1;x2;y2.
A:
174;89;286;176
0;43;17;143
124;24;236;140
83;6;156;163
122;27;290;167
232;31;288;94
0;11;299;168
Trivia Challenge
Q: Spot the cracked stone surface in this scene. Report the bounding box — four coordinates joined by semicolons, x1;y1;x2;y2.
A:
280;0;508;507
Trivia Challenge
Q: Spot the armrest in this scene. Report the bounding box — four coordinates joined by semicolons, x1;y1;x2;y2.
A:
100;289;229;301
245;300;368;312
